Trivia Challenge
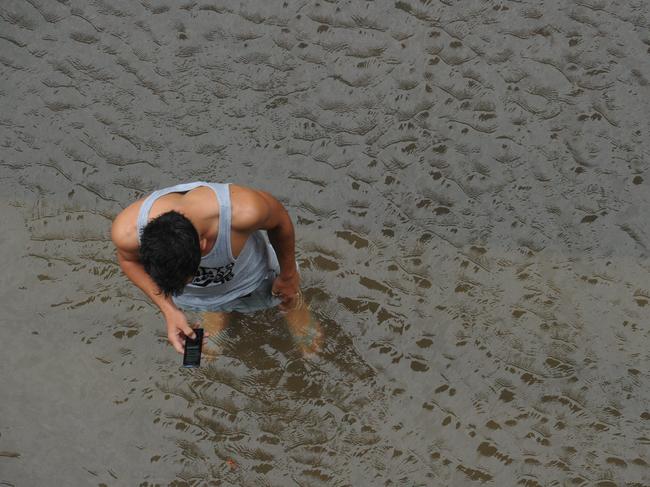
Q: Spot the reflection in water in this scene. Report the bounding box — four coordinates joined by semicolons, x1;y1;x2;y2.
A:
156;309;387;484
1;0;650;485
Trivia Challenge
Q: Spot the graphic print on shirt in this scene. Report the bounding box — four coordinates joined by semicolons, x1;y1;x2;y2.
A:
191;263;235;287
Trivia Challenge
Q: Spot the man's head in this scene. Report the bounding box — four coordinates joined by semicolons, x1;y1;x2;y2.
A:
139;210;201;297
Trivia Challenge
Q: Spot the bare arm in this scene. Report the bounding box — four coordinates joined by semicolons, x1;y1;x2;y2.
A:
231;186;299;309
258;193;298;280
231;186;297;275
111;210;195;353
233;187;322;354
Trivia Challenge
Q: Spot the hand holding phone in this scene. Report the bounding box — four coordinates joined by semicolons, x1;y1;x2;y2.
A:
183;328;204;368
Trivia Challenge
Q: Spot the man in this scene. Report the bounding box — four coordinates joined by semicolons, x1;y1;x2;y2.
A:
111;181;321;355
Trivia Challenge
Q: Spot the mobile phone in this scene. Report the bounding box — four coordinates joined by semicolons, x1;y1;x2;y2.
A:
183;328;204;368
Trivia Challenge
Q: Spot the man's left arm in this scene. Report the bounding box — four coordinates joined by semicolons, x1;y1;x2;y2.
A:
231;185;299;310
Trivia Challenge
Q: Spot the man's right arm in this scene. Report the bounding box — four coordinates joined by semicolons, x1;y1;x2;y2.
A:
111;214;196;353
115;249;178;315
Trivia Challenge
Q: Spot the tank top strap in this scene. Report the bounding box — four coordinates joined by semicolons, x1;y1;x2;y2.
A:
209;183;234;260
136;193;158;244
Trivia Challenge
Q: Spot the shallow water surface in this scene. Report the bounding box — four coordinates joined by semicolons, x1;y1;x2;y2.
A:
1;0;649;485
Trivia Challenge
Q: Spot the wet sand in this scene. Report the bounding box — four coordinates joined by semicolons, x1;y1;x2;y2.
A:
1;0;649;485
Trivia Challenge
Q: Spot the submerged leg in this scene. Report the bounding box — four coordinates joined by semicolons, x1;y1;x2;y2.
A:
201;311;230;361
283;292;323;356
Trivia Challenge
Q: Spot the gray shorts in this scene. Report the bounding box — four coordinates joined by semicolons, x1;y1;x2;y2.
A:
176;235;288;314
213;272;282;313
176;272;282;314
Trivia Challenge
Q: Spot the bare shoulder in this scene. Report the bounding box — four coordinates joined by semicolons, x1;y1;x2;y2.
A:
229;184;277;232
111;198;145;258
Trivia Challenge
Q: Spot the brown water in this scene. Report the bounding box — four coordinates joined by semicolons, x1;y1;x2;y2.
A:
1;0;649;485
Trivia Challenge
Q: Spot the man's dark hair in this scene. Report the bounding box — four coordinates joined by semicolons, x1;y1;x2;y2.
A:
139;210;201;297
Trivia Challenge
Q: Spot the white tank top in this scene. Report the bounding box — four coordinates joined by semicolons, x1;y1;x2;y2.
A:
136;182;279;309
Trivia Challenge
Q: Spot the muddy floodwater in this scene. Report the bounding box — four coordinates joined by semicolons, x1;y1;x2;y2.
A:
1;0;650;485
